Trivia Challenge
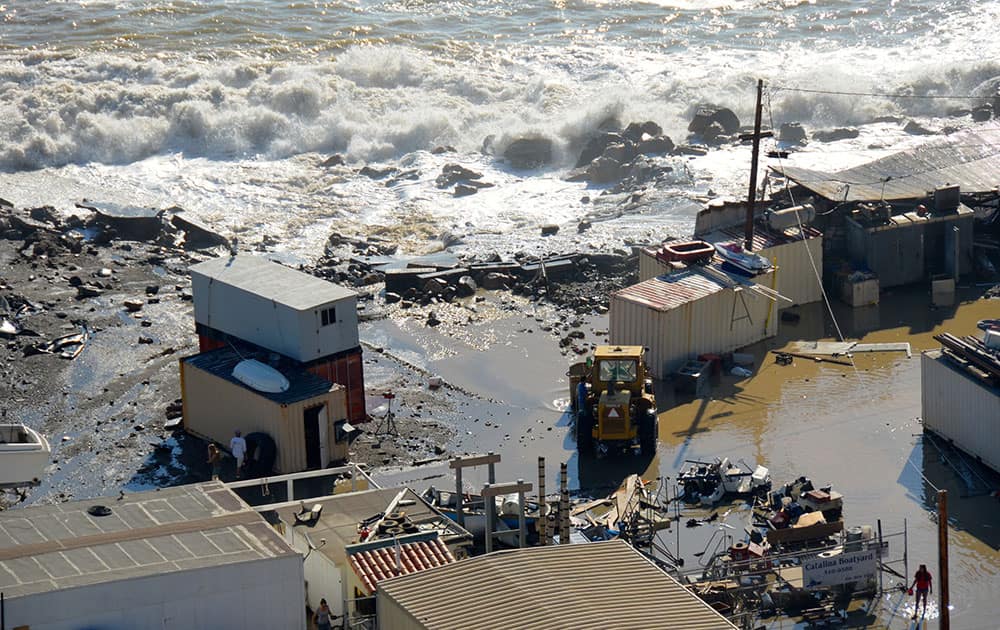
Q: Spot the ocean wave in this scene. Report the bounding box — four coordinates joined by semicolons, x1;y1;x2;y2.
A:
2;31;999;172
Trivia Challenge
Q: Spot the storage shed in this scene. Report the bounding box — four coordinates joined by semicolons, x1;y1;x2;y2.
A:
611;269;778;378
639;225;823;310
190;254;366;422
376;540;738;630
921;349;1000;473
181;346;350;472
0;482;305;630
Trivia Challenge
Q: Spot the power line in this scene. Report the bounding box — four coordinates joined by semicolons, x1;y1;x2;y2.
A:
770;85;997;101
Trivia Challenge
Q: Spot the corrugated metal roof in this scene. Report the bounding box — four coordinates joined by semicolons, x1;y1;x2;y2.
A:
0;482;295;598
613;270;725;312
184;346;336;404
774;125;1000;201
190;255;356;311
705;224;821;250
377;540;737;630
350;536;456;594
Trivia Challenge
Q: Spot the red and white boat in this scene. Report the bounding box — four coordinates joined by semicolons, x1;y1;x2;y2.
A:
655;240;715;264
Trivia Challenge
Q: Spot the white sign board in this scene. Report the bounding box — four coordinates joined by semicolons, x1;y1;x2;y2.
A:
802;548;877;588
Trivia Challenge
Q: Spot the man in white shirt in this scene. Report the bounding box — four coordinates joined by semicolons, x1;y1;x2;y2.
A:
230;430;247;478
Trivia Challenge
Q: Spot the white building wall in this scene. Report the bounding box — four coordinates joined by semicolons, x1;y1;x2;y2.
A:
300;299;361;361
611;278;779;378
286;524;346;620
4;555;305;630
921;350;1000;473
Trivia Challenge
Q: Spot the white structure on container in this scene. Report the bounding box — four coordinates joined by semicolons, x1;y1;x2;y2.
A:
190;254;359;362
611;268;779;378
921;349;1000;473
0;482;305;630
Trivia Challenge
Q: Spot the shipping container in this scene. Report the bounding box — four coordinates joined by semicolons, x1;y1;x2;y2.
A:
190;254;359;362
181;347;350;472
610;269;779;378
639;227;824;310
921;350;1000;474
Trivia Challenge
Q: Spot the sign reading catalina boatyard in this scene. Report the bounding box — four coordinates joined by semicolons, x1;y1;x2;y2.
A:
802;548;878;588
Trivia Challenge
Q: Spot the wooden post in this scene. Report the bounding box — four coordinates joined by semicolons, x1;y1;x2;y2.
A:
744;78;765;252
537;457;547;546
559;462;570;545
487;451;496;484
484;482;495;554
938;489;950;630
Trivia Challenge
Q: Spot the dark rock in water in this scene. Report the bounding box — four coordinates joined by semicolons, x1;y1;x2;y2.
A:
68;275;84;287
601;142;636;164
540;224;559;236
674;144;708;156
358;165;397;179
564;167;590;183
76;284;103;299
384;291;402;304
638;134;675;155
903;120;935;135
503;136;553;169
576;132;625;167
871;115;903;124
426;311;441;327
431;145;456;154
0;197;12;209
320;154;345;167
123;299;144;312
640;121;663;137
454;184;479;197
456;275;477;297
779;122;808;145
972;106;993;122
689;106;740;135
29;206;60;225
700;121;726;144
145;285;160;295
622;122;645;142
424;278;448;295
436;163;484;188
812;127;860;142
138;335;154;344
578;219;592;233
947;108;972;118
587;156;624;183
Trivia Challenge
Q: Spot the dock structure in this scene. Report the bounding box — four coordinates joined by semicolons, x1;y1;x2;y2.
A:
0;482;305;630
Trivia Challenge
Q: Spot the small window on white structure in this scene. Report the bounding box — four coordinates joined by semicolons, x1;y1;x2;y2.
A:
320;306;337;326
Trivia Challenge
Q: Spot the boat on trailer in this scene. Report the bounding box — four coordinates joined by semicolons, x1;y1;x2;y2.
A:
0;424;51;488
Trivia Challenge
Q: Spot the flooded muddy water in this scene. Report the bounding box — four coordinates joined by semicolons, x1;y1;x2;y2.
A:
369;286;999;629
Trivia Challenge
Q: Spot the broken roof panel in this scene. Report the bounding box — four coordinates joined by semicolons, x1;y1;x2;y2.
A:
774;125;1000;202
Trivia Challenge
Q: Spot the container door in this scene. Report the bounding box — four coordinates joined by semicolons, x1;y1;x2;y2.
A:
304;406;322;470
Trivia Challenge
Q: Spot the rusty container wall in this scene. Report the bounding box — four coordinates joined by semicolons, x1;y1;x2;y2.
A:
639;248;670;282
921;350;1000;473
306;348;367;423
759;236;824;309
610;274;778;379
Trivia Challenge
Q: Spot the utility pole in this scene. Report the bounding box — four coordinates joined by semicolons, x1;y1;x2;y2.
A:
938;489;950;630
740;79;772;252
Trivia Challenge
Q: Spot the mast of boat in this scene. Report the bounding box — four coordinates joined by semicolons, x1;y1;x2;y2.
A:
741;79;771;251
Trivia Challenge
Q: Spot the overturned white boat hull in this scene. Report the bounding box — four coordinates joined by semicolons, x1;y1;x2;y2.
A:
0;424;51;488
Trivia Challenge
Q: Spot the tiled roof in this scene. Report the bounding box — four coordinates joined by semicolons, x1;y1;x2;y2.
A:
349;535;455;594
